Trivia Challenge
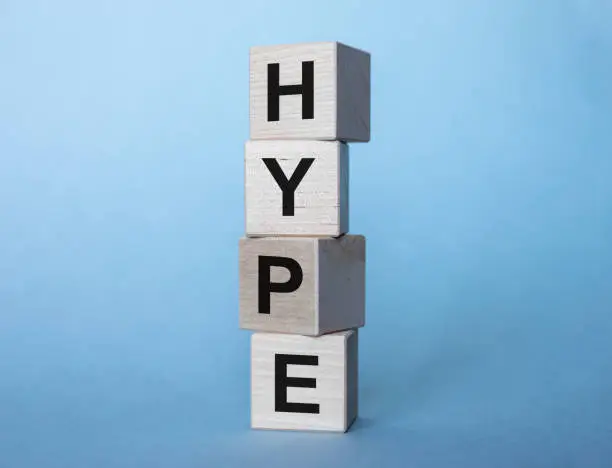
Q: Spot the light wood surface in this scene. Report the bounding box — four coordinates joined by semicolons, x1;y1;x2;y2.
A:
249;42;370;142
251;329;358;432
245;139;349;237
239;235;365;336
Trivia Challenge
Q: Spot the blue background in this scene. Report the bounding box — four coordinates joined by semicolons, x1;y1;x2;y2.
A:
1;1;611;467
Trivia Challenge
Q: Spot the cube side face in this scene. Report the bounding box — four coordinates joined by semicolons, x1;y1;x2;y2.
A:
250;43;336;140
337;43;371;142
245;140;348;237
251;331;353;432
345;329;358;428
239;237;317;335
339;142;349;234
317;235;366;335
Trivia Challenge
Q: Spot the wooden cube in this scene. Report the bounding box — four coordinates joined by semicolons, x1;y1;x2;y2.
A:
245;140;349;237
249;42;370;142
251;329;358;432
239;235;365;336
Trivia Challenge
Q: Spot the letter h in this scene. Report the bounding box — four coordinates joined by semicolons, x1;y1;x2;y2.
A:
267;61;314;122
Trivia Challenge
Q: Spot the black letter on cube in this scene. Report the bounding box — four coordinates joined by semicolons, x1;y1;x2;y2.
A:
275;354;320;414
262;158;315;216
258;256;303;315
267;61;314;122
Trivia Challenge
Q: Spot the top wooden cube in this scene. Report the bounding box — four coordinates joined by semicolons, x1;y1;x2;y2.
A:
249;42;371;142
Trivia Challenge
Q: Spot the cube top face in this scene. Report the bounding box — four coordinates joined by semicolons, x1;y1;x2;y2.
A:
251;329;357;432
245;140;349;237
249;42;370;142
239;236;366;336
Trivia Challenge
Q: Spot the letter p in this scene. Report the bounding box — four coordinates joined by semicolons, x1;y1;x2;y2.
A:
258;256;303;315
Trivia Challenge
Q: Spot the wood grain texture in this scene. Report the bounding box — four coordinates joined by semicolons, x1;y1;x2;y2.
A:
251;329;358;432
249;42;370;142
245;140;349;237
239;236;366;336
240;237;317;335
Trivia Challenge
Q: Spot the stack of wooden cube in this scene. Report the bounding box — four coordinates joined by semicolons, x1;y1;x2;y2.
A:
239;42;371;433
